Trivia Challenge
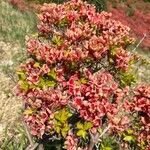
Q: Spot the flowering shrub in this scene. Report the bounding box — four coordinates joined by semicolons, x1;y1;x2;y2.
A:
16;0;150;149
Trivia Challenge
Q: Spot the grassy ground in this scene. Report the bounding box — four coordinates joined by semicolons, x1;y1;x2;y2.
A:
0;0;37;148
0;0;37;46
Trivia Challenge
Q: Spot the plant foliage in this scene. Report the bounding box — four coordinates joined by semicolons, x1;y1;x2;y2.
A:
16;0;150;149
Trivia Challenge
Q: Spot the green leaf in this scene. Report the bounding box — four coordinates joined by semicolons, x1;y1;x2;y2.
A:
101;147;112;150
54;113;61;122
76;122;84;130
33;62;40;67
140;141;146;150
80;78;88;84
61;124;70;137
123;135;135;142
54;119;61;126
38;78;45;88
127;129;134;134
58;17;68;27
110;47;117;56
48;69;56;80
52;35;63;46
38;77;56;89
54;108;72;123
67;113;72;119
45;80;56;87
29;84;36;89
77;130;87;139
60;108;72;122
17;71;26;80
19;81;29;91
84;122;93;130
98;128;102;133
120;71;136;87
55;126;61;134
31;33;39;38
54;108;72;137
60;109;68;123
24;109;34;115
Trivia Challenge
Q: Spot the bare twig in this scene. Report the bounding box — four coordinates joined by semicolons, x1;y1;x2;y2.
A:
88;132;99;150
22;120;34;147
7;72;17;83
98;124;111;139
130;33;147;55
22;119;45;150
88;124;112;150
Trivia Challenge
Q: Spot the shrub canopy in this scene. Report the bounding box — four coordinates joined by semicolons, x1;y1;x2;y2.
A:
16;0;150;149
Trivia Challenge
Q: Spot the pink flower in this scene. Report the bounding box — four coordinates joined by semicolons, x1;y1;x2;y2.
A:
64;131;78;150
115;48;130;71
41;64;50;74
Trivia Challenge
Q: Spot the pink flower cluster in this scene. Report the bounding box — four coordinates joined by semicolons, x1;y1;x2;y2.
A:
124;85;150;148
134;85;150;117
24;107;54;138
18;65;131;138
134;85;150;146
64;131;78;150
115;48;130;71
19;60;50;84
26;0;133;71
64;131;88;150
68;70;119;127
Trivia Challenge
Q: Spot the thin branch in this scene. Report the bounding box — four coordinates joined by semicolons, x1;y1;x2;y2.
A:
88;132;99;150
130;33;147;55
98;124;111;139
88;124;112;150
7;73;17;84
22;120;34;146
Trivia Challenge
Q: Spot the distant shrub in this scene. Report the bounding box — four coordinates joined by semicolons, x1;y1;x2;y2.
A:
27;0;107;11
144;0;150;2
27;0;64;4
16;0;150;149
9;0;27;11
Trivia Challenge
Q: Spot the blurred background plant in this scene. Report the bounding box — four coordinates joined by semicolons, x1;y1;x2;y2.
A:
26;0;107;11
9;0;27;11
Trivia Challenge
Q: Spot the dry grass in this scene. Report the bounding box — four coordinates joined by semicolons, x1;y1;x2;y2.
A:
0;41;23;142
0;0;37;46
0;0;37;147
